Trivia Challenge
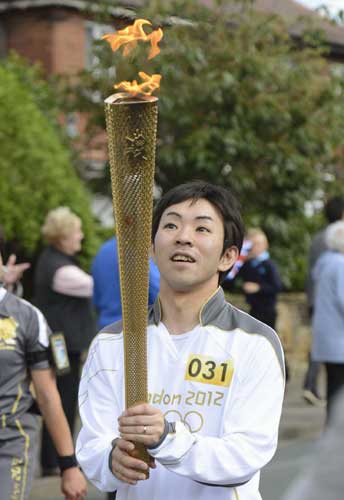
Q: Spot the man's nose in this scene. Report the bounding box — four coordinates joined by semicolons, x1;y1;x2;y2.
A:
176;227;193;246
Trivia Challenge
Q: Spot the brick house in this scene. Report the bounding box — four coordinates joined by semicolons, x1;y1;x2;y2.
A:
0;1;139;186
0;0;343;221
1;0;343;140
2;0;343;69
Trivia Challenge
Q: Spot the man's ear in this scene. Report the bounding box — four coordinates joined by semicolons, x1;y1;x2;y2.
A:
218;246;239;273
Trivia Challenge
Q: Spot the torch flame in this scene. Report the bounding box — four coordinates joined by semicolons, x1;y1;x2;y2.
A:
103;19;163;97
102;19;163;60
114;72;162;97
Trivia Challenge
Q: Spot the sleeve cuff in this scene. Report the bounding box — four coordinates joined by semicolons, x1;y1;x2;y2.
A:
108;439;118;474
100;442;122;492
147;419;171;450
148;421;196;465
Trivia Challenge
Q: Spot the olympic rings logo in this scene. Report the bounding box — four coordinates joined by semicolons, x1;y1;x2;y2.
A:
164;409;204;433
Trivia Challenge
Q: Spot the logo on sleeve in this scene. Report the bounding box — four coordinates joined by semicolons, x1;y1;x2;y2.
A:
185;354;234;387
0;317;18;349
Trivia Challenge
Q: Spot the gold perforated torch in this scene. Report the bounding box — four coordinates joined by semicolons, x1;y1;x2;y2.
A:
103;20;163;469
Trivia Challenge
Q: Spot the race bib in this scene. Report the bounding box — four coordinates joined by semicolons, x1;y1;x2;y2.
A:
185;354;234;387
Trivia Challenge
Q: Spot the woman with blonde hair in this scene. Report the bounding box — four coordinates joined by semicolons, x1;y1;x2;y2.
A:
34;207;96;475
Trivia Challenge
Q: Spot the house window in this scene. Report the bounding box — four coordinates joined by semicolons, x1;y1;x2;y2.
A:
84;20;116;102
85;21;114;69
65;113;78;138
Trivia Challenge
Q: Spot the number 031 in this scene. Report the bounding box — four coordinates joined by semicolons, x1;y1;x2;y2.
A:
185;354;234;387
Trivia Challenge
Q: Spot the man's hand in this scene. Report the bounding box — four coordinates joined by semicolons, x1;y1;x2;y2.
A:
110;438;155;485
3;254;30;285
243;281;260;294
61;467;87;499
118;403;165;447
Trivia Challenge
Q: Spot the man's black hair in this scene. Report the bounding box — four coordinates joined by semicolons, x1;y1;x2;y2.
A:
324;196;344;223
152;181;245;283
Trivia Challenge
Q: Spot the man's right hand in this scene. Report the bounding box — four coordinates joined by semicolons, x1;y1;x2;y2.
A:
3;254;30;285
110;438;155;485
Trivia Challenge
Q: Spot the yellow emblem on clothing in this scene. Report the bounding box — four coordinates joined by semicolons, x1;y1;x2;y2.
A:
185;354;234;387
0;317;18;346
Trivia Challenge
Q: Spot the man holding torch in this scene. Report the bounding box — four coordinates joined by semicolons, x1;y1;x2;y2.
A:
77;19;284;499
77;181;285;500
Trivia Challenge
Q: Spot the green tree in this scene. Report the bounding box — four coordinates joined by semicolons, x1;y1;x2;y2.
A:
67;0;344;287
0;54;99;266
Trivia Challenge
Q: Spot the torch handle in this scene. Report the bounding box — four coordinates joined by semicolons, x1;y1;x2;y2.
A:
104;94;158;476
130;442;151;478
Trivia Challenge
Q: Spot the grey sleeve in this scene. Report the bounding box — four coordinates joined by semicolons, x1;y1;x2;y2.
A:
25;305;51;370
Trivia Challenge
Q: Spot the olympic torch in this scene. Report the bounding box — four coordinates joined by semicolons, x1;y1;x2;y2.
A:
103;20;163;468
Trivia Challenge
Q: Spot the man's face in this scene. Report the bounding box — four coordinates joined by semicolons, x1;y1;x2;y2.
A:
248;234;267;258
152;198;238;294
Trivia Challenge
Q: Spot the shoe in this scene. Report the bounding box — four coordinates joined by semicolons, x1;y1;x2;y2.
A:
41;467;59;477
303;389;326;408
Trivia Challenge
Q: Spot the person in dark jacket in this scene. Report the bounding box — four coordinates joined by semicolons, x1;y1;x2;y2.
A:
237;228;288;380
238;228;282;329
34;207;96;475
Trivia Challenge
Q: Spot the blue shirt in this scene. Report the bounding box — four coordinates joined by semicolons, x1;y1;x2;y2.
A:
92;237;160;329
312;251;344;362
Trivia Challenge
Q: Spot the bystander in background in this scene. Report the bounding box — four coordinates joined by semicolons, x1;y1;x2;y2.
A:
303;196;344;406
92;236;160;328
0;224;30;295
0;241;87;499
237;228;283;329
236;228;287;380
34;207;96;476
311;220;344;423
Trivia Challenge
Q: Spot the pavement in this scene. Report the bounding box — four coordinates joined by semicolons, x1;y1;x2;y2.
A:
279;366;326;443
29;366;326;500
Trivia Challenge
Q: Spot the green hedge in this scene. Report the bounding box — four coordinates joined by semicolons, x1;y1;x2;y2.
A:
0;55;100;267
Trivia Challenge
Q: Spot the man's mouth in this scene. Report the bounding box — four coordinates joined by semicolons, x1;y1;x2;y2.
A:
171;254;196;263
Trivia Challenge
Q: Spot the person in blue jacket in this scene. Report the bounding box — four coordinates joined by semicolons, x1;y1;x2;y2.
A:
311;221;344;421
92;236;160;329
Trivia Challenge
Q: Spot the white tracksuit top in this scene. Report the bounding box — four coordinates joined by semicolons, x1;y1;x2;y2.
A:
77;288;285;500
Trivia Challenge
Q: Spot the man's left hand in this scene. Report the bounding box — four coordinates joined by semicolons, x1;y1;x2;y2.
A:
243;281;260;294
118;404;165;447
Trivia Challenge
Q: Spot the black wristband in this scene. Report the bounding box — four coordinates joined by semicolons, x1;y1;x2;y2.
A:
57;454;78;474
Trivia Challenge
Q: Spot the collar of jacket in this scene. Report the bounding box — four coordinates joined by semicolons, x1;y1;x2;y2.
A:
149;287;228;327
250;250;270;267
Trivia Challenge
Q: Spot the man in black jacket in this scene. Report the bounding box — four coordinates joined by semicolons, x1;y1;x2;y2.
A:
238;228;282;329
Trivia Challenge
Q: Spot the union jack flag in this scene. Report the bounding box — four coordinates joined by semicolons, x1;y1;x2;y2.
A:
224;239;252;281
